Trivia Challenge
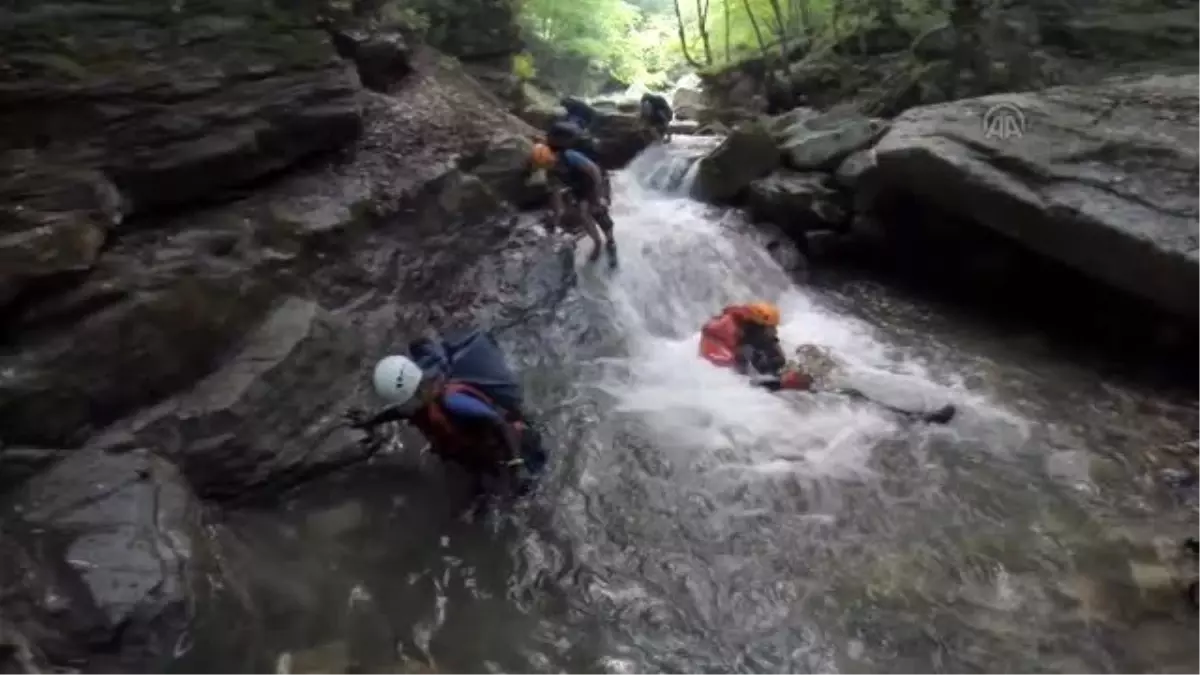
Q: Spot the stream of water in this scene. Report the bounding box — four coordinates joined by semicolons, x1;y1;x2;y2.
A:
195;138;1198;674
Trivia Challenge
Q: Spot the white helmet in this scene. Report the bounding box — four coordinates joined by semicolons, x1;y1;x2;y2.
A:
372;355;424;405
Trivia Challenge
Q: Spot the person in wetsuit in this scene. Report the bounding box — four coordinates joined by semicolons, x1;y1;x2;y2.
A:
343;339;548;502
544;119;611;203
639;92;674;142
699;302;812;389
530;142;617;267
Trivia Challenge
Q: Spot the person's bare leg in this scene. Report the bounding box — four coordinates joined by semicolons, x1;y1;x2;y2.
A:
578;207;604;261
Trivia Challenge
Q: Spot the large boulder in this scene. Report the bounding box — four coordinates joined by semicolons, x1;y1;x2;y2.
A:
747;170;848;235
672;87;706;120
692;122;781;202
0;0;363;313
589;112;653;169
458;134;549;208
330;28;413;92
0;35;544;450
768;106;820;137
104;297;382;499
0;270;279;448
870;72;1200;322
0;447;233;671
411;0;523;62
777;110;888;171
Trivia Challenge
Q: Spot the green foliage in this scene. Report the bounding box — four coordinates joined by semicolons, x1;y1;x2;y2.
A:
673;0;945;71
512;51;537;80
517;0;946;90
519;0;682;88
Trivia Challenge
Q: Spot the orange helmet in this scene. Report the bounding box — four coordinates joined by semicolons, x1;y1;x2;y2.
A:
530;143;556;170
742;301;781;327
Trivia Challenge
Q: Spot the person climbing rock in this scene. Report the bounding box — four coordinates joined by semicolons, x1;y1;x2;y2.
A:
699;302;806;386
639;92;673;143
560;96;598;131
530;142;617;267
544;119;611;203
343;329;548;505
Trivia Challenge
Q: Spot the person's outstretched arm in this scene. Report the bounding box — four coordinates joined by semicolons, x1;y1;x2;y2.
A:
344;404;408;430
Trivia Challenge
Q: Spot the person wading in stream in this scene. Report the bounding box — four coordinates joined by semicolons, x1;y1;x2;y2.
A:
699;302;957;424
639;91;673;143
530;142;617;267
343;330;548;506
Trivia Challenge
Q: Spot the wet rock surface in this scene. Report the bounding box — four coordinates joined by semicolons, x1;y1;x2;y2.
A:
716;70;1199;375
330;28;413;92
776;110;887;171
0;0;364;309
671;86;706;120
746;170;847;235
691;122;781;202
0;2;571;666
869;72;1199;322
0;43;543;448
1;447;227;672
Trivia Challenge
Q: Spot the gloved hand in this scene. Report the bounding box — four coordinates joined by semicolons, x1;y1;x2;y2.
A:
780;370;813;391
342;407;370;430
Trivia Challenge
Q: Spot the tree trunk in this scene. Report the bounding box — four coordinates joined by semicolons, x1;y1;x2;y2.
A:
695;0;714;65
741;0;770;56
672;0;703;67
723;0;731;62
765;0;790;61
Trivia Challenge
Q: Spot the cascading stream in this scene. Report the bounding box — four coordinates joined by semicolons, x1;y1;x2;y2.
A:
202;139;1197;675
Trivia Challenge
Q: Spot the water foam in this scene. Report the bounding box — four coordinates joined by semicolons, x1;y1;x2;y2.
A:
559;142;967;485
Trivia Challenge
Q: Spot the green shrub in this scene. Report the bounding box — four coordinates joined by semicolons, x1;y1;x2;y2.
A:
512;51;537;80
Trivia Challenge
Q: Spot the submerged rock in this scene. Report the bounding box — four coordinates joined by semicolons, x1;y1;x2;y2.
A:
870;72;1199;321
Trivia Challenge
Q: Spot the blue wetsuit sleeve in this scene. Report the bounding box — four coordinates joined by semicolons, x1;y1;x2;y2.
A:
441;392;504;422
562;149;592;171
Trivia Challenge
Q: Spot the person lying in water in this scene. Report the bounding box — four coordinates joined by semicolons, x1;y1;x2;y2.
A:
699;301;957;424
699;301;814;390
343;331;548;503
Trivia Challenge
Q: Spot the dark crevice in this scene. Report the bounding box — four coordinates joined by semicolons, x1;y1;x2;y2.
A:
826;188;1198;389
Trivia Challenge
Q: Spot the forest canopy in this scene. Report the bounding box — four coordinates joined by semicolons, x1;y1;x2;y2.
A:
517;0;943;91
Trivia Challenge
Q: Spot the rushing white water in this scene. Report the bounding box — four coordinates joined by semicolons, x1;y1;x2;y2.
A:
564;138;1002;485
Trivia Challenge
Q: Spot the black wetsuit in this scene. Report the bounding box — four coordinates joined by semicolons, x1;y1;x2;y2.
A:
640;93;673;133
737;323;787;376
